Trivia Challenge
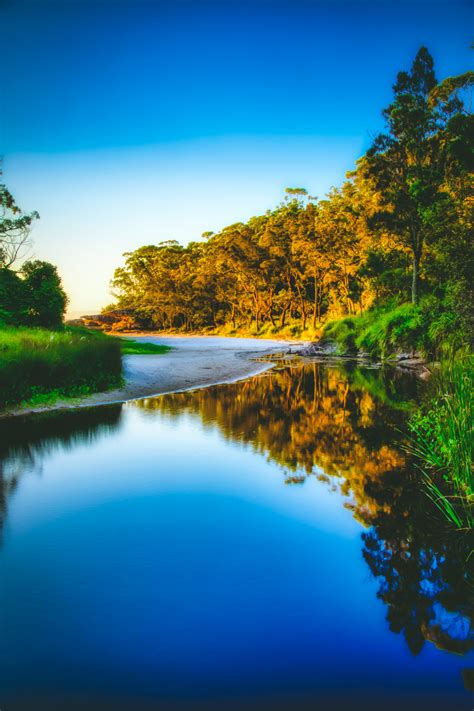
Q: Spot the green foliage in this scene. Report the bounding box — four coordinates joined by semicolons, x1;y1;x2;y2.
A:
323;292;473;360
357;304;423;358
111;48;473;351
322;316;358;354
407;356;473;529
322;303;424;358
21;260;68;328
0;262;68;329
0;327;122;408
119;339;172;355
0;268;27;324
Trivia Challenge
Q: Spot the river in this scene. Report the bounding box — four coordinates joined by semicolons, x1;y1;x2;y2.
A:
0;346;472;710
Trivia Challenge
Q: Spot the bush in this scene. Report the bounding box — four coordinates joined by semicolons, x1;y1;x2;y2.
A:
0;326;122;407
0;268;27;325
322;295;472;360
356;303;423;358
21;260;68;328
322;304;423;358
322;316;358;353
0;262;68;329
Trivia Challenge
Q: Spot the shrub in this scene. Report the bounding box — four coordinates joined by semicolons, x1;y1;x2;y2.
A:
21;260;68;328
355;304;422;358
0;268;27;325
322;317;357;353
322;295;472;360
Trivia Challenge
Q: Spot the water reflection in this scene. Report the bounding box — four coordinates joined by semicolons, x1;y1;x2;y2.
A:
0;362;472;666
135;362;474;660
0;405;123;530
138;362;414;513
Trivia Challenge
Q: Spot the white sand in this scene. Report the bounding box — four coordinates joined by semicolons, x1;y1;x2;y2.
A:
5;335;303;417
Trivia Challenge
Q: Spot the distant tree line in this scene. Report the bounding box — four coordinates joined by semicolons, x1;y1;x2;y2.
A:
111;48;473;347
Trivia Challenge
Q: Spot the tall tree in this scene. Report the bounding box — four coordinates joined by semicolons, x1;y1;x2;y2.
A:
0;167;39;268
21;260;68;328
364;47;441;304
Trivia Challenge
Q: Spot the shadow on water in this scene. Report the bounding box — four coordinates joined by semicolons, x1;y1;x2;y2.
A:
0;362;472;683
0;405;123;532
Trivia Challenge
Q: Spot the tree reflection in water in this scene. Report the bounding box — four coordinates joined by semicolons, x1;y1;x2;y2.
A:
0;405;123;532
137;362;473;660
0;363;472;665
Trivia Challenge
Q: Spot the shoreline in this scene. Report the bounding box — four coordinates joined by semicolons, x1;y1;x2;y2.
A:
115;330;309;342
1;335;301;419
0;333;430;420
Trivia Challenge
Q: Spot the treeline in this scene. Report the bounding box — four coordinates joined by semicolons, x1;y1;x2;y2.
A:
111;48;473;352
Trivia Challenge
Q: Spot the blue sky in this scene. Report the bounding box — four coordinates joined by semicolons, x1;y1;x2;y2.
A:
2;0;472;313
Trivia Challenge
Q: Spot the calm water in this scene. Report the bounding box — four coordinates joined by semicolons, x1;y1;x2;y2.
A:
0;361;472;710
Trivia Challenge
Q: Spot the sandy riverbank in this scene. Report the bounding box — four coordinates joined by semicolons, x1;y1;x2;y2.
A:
4;335;303;418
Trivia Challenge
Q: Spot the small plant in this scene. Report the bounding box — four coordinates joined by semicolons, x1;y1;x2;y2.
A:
406;355;473;530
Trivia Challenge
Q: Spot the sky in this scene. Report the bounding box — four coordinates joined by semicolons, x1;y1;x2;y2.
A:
1;0;472;315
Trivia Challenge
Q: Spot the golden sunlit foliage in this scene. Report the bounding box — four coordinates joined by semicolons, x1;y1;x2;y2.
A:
111;48;473;352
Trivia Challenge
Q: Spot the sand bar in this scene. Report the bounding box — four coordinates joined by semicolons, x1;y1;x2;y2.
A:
4;335;304;418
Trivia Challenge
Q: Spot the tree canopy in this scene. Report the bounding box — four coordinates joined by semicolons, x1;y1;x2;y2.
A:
0;164;39;268
0;173;68;329
111;47;473;351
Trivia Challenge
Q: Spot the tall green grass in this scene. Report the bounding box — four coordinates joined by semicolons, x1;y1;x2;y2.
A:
322;297;471;360
119;338;171;355
322;303;424;358
0;326;123;407
406;356;473;530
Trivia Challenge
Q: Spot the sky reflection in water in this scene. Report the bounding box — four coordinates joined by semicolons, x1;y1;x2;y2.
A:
0;363;472;710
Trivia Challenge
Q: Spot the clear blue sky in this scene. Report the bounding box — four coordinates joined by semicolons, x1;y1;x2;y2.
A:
2;0;472;313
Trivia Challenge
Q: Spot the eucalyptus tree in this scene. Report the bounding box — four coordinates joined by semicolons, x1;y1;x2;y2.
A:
364;47;442;304
0;172;39;268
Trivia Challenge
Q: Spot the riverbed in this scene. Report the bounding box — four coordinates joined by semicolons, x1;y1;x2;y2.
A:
0;345;472;710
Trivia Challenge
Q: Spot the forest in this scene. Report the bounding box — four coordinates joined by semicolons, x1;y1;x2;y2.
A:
111;48;473;358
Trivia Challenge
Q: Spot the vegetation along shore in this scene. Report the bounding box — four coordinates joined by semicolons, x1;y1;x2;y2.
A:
1;47;472;535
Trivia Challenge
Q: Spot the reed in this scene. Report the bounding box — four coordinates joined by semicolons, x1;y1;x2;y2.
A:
407;355;473;529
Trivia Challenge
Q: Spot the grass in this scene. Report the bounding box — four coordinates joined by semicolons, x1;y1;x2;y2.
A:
322;303;423;358
406;355;473;530
119;338;172;355
321;295;472;360
0;326;123;408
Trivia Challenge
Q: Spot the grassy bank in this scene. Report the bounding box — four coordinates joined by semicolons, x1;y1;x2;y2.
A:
0;326;123;408
322;304;421;358
321;298;470;360
119;338;171;355
320;302;473;532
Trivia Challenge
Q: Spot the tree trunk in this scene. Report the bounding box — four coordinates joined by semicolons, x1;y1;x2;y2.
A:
412;251;420;305
301;308;307;331
312;275;318;329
